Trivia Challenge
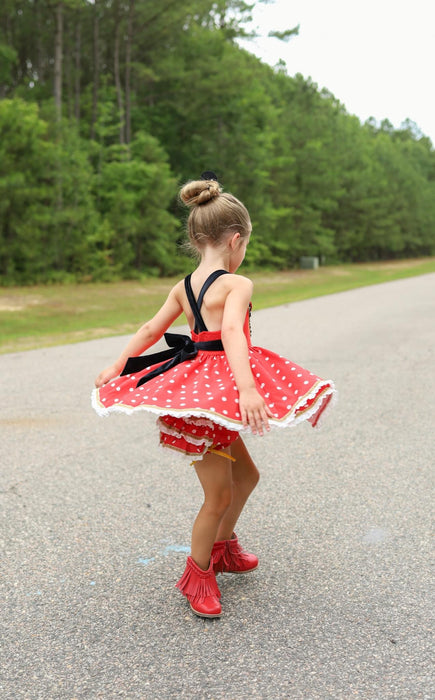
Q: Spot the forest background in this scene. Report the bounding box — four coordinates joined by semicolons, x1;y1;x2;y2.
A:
1;0;435;285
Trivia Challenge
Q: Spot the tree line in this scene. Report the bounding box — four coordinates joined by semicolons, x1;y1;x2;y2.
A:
1;0;434;284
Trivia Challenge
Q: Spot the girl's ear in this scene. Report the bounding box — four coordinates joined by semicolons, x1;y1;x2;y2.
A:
229;232;241;250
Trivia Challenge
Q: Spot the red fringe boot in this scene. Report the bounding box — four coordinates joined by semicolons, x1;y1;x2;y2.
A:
176;556;222;618
211;532;258;574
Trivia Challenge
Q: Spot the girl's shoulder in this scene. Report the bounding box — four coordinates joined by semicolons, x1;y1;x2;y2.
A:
169;278;187;299
221;274;253;306
224;273;253;292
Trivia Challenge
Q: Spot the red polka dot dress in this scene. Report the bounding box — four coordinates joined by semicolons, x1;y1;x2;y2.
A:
92;270;336;461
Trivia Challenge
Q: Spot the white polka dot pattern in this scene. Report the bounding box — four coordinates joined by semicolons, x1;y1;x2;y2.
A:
94;332;335;436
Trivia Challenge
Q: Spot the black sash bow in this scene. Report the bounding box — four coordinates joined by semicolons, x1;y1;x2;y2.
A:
120;332;224;387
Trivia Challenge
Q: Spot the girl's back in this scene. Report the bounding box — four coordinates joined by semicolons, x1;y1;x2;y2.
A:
175;271;251;333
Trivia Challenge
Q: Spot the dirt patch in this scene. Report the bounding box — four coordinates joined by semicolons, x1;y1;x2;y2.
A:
0;296;43;312
330;269;352;276
365;260;423;271
0;304;25;311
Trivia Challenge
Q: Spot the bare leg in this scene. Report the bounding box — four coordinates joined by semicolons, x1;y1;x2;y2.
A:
215;436;259;542
191;450;233;570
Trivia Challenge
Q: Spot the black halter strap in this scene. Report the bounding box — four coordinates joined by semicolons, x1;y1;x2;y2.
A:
184;269;229;333
120;269;230;388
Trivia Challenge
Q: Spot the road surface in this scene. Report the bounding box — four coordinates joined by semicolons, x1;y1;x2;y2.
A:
1;274;434;699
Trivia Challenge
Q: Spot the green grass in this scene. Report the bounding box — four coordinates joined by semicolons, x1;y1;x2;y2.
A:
1;257;435;354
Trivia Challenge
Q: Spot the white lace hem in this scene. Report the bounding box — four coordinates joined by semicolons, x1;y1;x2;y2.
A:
92;381;336;433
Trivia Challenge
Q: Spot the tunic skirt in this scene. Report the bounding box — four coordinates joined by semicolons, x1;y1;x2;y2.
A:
92;271;336;461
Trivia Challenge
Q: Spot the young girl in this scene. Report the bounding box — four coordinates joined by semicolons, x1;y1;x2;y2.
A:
93;173;335;619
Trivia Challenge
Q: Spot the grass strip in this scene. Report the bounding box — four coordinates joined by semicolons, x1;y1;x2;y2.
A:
1;257;435;354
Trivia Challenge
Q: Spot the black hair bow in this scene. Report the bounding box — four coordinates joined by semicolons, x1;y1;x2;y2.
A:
200;170;218;181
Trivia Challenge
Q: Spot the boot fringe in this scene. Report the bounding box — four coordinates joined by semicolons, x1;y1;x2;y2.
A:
227;545;249;569
211;542;231;573
176;556;221;603
212;533;258;574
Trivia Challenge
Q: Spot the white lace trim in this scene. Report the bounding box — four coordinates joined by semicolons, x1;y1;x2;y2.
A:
91;387;245;429
92;381;336;432
171;416;216;430
157;418;216;448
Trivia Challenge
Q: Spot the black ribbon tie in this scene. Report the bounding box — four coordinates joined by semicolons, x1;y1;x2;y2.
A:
120;332;224;388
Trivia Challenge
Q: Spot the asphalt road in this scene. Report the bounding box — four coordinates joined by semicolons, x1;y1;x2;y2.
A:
1;274;434;700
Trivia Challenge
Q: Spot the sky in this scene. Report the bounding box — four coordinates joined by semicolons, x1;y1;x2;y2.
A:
237;0;435;144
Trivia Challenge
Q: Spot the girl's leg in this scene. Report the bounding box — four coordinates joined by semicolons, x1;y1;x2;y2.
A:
215;436;259;542
192;450;233;570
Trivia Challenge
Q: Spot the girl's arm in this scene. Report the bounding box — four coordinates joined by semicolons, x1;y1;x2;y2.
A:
95;283;184;388
221;276;273;435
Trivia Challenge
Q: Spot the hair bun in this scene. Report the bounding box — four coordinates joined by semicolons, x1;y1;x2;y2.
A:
180;179;221;207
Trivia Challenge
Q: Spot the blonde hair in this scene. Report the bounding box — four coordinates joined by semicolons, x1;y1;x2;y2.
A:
180;178;251;251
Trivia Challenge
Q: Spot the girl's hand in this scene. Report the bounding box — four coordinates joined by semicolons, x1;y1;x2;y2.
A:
239;387;274;435
95;364;121;388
